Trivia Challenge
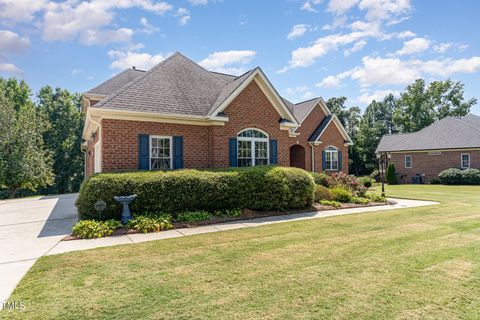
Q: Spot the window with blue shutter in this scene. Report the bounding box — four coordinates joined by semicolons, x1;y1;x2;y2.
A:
229;138;238;167
138;134;149;170
269;139;278;164
173;136;183;169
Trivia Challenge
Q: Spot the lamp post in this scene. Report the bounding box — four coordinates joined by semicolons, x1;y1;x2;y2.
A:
376;152;391;197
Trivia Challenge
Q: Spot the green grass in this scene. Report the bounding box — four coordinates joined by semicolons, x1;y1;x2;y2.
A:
4;185;480;319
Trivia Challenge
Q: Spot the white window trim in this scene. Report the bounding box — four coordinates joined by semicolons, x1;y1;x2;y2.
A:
149;135;173;170
325;146;338;171
461;153;471;169
93;142;101;173
237;128;270;167
405;155;412;168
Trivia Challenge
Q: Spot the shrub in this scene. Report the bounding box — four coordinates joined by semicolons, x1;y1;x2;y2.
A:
370;170;380;182
351;197;370;205
359;177;372;188
355;186;369;197
213;208;242;217
330;187;352;203
127;215;173;233
314;185;333;202
311;172;332;187
329;172;359;191
366;193;386;203
72;220;118;239
386;164;397;185
430;178;441;184
105;219;122;230
177;211;213;222
76;166;315;220
319;200;341;208
438;168;480;185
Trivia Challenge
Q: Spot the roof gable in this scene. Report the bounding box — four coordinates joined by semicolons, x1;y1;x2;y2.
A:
86;68;145;96
309;114;353;145
376;115;480;153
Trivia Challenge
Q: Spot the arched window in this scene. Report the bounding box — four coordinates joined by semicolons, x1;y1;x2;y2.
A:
237;129;269;167
325;146;338;170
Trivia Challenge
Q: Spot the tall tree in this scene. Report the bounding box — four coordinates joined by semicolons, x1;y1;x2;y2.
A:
37;86;85;194
0;85;53;198
394;79;475;132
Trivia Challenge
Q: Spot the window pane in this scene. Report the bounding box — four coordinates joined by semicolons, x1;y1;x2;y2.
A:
256;158;269;166
238;129;267;138
238;159;252;167
255;141;268;158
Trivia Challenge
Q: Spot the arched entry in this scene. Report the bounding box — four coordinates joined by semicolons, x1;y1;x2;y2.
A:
290;145;306;169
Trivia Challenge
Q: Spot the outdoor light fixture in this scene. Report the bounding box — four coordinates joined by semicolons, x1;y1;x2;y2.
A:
377;152;390;197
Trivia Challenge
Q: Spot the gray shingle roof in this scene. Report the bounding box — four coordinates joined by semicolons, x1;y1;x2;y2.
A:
94;52;233;116
308;115;333;141
86;69;145;96
291;98;320;124
376;114;480;153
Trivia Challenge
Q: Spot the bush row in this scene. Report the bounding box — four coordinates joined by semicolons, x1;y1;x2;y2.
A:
438;168;480;185
76;166;315;220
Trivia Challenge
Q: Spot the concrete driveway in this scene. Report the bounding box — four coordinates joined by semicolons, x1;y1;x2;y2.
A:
0;193;78;301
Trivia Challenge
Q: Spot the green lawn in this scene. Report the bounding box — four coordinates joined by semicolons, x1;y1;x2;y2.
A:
4;185;480;319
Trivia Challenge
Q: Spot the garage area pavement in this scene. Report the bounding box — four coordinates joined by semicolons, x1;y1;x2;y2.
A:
0;194;78;302
0;194;438;302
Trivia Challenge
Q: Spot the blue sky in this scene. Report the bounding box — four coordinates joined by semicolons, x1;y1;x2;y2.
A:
1;0;479;113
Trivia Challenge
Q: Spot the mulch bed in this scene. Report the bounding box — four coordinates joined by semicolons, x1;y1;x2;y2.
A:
63;200;395;241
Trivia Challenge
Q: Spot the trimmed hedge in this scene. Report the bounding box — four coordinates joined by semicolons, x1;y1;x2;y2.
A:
438;168;480;185
76;166;315;220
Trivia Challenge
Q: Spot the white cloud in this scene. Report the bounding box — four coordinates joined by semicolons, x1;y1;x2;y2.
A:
287;24;309;40
433;42;451;54
198;50;256;74
397;30;416;38
108;50;167;70
38;1;172;44
301;0;322;12
175;8;190;26
0;62;22;75
396;37;430;55
356;89;400;104
344;39;367;56
332;55;480;88
316;75;341;88
327;0;359;15
285;86;315;101
0;30;30;54
139;17;159;34
72;68;82;76
188;0;208;5
359;0;412;21
322;15;347;30
0;0;47;24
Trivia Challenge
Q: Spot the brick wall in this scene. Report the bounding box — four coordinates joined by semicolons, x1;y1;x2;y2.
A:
211;80;292;167
313;121;349;174
90;80;349;176
388;150;480;183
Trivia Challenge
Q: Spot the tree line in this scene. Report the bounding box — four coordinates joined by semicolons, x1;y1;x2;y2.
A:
0;78;84;198
327;79;476;175
0;77;476;198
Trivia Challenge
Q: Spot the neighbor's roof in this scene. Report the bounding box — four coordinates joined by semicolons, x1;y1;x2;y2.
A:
85;52;331;124
85;68;145;96
376;114;480;153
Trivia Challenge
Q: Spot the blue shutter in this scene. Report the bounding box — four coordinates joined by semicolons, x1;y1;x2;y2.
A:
173;136;183;169
322;151;326;172
138;134;149;170
338;151;342;171
229;138;237;167
269;139;278;165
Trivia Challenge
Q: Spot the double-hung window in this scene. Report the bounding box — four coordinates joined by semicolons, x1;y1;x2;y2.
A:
150;136;172;170
405;155;412;168
237;129;269;167
461;153;470;169
325;146;338;171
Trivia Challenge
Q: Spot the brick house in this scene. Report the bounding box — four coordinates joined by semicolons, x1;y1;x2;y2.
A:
376;114;480;183
82;52;352;177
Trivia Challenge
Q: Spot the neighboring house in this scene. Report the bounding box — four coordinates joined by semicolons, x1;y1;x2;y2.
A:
82;52;352;177
376;114;480;183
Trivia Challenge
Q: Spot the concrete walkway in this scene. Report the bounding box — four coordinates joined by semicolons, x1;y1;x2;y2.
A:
0;194;437;302
0;194;78;302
